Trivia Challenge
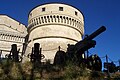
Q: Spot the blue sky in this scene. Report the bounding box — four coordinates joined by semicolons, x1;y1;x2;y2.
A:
0;0;120;66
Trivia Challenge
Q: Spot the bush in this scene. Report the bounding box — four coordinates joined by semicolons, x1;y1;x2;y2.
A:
63;62;90;80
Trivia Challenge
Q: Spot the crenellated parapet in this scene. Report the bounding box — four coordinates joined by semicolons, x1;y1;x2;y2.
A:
28;14;84;35
0;33;25;43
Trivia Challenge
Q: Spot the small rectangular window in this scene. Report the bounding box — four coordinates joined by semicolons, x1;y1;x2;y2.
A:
75;11;78;16
59;7;63;11
42;7;45;12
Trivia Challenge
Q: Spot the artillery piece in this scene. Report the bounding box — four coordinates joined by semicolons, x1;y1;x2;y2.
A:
6;44;20;62
54;26;106;71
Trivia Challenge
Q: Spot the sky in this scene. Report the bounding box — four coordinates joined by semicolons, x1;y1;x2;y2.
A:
0;0;120;67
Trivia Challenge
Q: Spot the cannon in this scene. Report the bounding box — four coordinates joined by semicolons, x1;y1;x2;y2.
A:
30;43;45;64
74;26;106;53
7;44;20;62
54;26;106;71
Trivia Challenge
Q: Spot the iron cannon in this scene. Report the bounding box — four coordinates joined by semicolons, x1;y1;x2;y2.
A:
54;26;106;71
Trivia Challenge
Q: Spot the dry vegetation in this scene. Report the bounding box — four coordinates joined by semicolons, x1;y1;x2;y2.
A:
0;60;120;80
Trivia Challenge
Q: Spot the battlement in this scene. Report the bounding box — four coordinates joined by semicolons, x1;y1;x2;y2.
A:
28;14;84;35
0;32;25;43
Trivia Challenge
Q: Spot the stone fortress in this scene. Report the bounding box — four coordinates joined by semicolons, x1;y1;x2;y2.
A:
0;3;84;63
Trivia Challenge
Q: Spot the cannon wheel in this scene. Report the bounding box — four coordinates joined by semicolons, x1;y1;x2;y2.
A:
54;50;66;65
87;54;102;71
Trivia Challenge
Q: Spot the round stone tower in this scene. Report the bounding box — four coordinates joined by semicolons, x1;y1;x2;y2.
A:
24;3;84;63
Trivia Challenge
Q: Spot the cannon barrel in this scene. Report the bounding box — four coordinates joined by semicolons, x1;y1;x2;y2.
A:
74;26;106;53
84;26;106;41
75;26;106;47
